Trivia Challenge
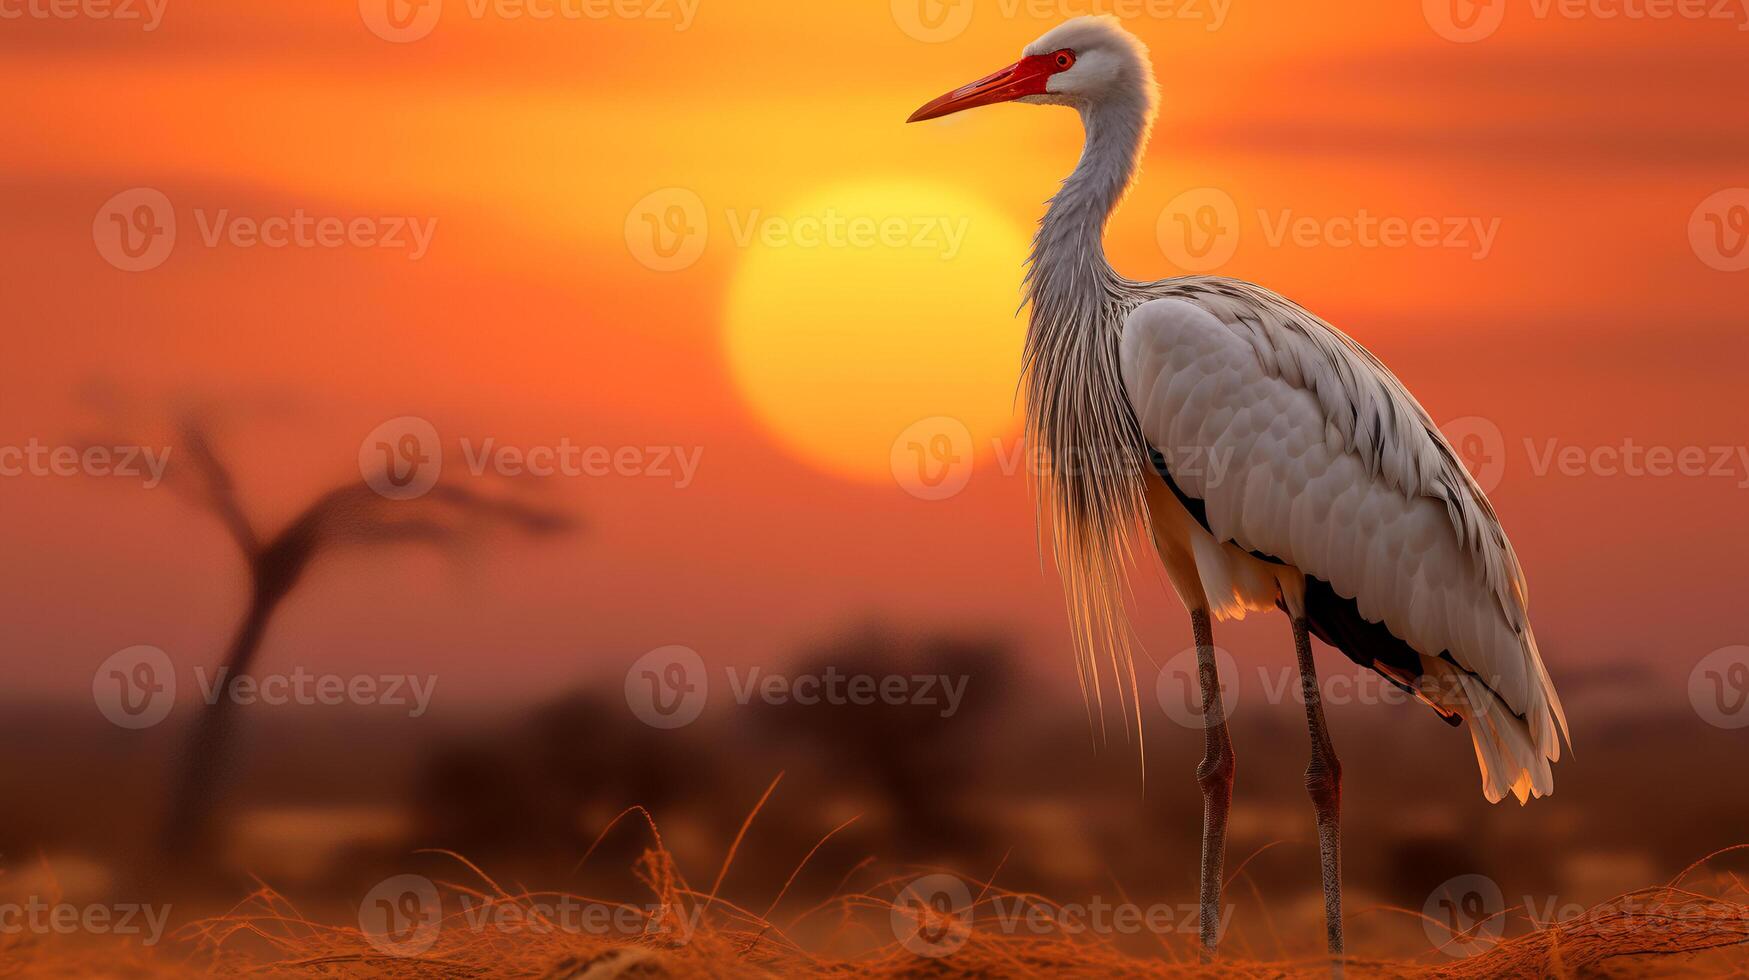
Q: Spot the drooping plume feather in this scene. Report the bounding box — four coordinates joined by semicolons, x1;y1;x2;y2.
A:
1018;16;1158;737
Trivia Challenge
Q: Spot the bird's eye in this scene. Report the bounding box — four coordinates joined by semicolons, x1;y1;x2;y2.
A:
1055;51;1075;69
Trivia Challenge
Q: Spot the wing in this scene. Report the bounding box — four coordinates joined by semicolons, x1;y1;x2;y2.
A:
1119;282;1569;802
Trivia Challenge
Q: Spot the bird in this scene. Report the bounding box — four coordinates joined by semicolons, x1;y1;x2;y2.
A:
907;15;1569;961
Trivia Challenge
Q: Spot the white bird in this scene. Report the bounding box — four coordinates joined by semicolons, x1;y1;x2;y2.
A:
908;15;1570;960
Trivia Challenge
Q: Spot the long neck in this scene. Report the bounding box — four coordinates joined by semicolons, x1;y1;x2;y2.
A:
1017;94;1156;744
1025;98;1150;317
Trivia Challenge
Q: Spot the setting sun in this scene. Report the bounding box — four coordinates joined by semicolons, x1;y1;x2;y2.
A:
723;180;1029;484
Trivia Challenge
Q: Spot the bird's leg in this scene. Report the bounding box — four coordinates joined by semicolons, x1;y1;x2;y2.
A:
1294;616;1345;963
1191;607;1234;957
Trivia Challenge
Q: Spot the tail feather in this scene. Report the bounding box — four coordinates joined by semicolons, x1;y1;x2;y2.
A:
1522;626;1571;763
1426;659;1555;804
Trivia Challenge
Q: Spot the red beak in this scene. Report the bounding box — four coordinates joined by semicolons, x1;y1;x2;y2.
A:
907;54;1059;123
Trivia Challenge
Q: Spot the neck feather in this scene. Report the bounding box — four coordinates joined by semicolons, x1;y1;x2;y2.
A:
1018;94;1155;731
1024;98;1149;314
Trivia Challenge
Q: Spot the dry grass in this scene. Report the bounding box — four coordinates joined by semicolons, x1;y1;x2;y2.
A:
12;783;1749;978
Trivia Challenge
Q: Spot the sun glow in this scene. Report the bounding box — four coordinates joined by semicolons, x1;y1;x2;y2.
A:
724;181;1031;484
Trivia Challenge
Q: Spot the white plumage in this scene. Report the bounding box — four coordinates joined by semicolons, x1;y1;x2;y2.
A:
1120;289;1569;803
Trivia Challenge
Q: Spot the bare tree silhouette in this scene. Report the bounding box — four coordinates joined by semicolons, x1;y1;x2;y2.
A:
158;419;573;859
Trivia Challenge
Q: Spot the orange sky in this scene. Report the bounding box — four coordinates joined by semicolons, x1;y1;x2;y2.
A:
2;1;1745;714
